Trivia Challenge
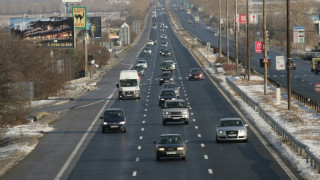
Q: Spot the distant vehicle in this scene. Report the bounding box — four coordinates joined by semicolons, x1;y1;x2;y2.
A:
143;47;152;54
100;108;127;133
152;24;157;30
315;61;320;74
215;118;248;143
286;60;296;70
188;68;204;80
161;60;176;71
160;28;165;32
147;40;155;45
188;19;192;24
159;89;177;107
311;54;320;72
116;70;140;100
154;134;187;161
162;82;180;97
136;59;148;69
194;16;199;23
186;8;191;14
159;71;174;85
161;41;168;47
160;49;171;56
162;99;189;125
131;65;145;76
160;34;167;39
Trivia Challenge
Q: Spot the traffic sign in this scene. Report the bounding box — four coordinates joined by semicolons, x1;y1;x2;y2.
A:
314;83;320;92
262;58;268;63
255;41;263;53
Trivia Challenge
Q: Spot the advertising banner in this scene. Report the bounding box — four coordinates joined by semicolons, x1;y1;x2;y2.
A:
72;7;87;29
86;17;102;38
293;26;305;43
255;41;263;53
10;17;74;49
276;56;286;70
239;14;247;24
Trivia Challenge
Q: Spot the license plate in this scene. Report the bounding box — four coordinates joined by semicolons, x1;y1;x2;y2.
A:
228;134;237;137
173;117;180;119
167;151;176;154
111;126;118;128
194;75;198;78
165;80;169;82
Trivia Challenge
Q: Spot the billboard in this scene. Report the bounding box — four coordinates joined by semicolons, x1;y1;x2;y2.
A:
293;26;305;43
109;27;119;39
10;17;74;49
72;7;87;29
86;17;102;38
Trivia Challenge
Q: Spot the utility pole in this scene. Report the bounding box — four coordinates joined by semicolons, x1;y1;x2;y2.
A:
84;30;88;77
287;0;292;110
235;0;239;74
219;0;222;57
263;0;268;95
226;0;230;64
247;0;250;80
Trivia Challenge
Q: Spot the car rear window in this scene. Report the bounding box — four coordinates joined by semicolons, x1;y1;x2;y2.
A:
159;136;183;144
104;111;123;118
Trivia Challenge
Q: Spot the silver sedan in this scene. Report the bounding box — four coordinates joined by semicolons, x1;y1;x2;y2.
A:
216;118;248;143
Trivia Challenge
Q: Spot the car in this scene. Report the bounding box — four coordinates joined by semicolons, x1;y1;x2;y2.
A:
136;59;147;69
160;49;171;56
159;71;174;85
188;68;204;80
154;134;187;161
147;40;155;45
131;65;145;76
100;108;127;133
160;28;165;32
162;82;180;97
161;60;176;71
215;118;248;143
286;60;296;70
160;34;167;39
161;41;168;47
143;47;152;54
188;19;192;24
162;99;189;125
158;89;177;107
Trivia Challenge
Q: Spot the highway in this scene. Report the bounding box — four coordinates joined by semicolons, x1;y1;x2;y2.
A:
3;2;303;180
171;1;320;105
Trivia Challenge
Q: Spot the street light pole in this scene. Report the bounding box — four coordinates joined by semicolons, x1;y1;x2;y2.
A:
219;0;222;57
226;0;230;64
287;0;292;110
247;0;250;80
263;0;268;95
235;0;239;74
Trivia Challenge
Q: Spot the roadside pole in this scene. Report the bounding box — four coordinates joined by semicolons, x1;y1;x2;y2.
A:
263;0;267;95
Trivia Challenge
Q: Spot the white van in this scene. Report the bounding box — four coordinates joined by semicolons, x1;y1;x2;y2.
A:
117;70;140;100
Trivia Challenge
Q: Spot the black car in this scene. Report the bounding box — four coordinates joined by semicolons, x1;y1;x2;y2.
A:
160;49;171;56
158;89;177;107
132;65;145;76
188;68;204;80
159;71;174;85
100;108;127;133
154;134;187;161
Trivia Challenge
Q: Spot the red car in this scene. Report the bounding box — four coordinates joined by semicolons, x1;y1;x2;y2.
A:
188;68;204;80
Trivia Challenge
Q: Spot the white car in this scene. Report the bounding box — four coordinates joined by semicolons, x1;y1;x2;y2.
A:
161;60;176;70
143;47;152;54
136;59;147;69
161;42;168;47
160;34;167;39
216;118;248;143
147;40;155;45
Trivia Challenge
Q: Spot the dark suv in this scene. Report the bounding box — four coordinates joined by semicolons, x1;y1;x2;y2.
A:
100;108;127;133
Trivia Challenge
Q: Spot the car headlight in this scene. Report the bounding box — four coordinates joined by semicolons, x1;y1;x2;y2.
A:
165;112;169;115
239;130;246;135
160;98;164;100
189;74;192;76
170;78;173;81
160;78;163;81
218;130;224;134
158;148;165;151
177;147;185;151
103;122;108;125
182;111;188;115
119;121;126;125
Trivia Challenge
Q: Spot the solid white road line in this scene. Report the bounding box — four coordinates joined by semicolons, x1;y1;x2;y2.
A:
55;88;116;180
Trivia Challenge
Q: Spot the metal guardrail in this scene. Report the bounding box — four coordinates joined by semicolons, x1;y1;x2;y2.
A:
169;6;320;174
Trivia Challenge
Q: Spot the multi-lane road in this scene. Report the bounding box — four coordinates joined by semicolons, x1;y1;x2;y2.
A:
171;1;320;104
3;2;303;180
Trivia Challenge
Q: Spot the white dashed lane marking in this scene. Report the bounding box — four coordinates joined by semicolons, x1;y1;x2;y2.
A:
142;121;146;124
208;169;213;174
193;119;196;122
197;134;202;138
195;126;198;129
201;143;205;147
138;146;141;150
141;128;144;131
139;136;143;140
136;157;140;162
132;171;137;176
145;109;147;111
204;155;208;159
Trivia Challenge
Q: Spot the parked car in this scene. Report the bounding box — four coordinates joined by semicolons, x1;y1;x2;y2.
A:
188;68;204;80
100;108;127;133
215;118;248;143
159;71;174;85
136;59;148;69
154;134;187;161
162;99;189;125
158;89;177;107
162;82;180;97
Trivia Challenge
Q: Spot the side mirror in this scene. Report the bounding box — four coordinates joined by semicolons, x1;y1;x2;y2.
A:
116;83;119;88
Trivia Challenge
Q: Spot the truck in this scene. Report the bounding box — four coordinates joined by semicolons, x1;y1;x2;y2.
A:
162;99;189;125
311;52;320;73
194;16;199;23
116;70;140;100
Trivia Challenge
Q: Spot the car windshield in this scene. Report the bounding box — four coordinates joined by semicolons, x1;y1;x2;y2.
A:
160;90;175;96
120;79;137;87
165;101;186;108
104;111;123;118
137;60;145;64
159;136;183;144
190;69;201;73
161;73;172;77
219;120;243;127
163;83;177;89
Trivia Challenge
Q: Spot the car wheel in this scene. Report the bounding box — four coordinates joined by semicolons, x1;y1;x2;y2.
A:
243;139;248;143
163;120;166;125
216;136;221;143
123;128;127;133
184;120;188;125
119;95;122;100
156;155;160;161
102;128;105;133
182;156;186;160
